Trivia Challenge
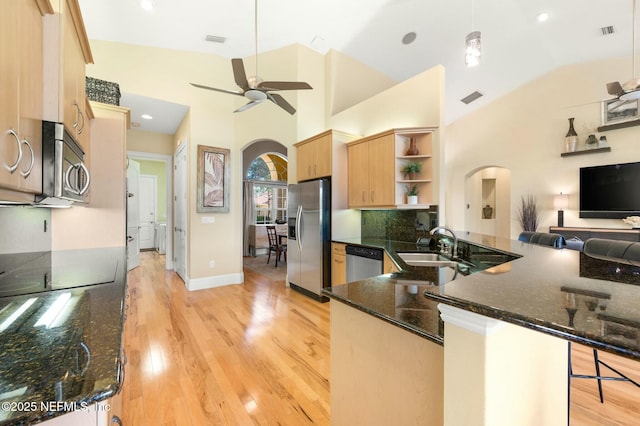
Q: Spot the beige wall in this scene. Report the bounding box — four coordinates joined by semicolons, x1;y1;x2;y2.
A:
127;129;174;156
446;56;640;238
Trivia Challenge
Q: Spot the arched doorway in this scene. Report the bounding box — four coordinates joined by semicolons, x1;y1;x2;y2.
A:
242;140;288;257
464;166;511;239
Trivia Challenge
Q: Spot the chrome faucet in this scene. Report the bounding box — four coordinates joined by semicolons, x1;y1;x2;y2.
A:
429;226;458;258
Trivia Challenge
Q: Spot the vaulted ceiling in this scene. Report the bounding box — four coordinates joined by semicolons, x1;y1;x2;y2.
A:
79;0;635;133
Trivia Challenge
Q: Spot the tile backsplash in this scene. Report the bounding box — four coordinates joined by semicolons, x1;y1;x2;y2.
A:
361;207;438;242
0;207;51;254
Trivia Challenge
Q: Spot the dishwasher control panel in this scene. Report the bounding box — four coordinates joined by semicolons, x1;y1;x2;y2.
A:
345;245;384;260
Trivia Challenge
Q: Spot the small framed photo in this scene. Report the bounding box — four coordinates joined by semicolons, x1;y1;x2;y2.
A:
197;145;230;213
601;98;640;126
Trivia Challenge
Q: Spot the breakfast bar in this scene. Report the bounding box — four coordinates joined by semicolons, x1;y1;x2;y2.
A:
324;232;640;425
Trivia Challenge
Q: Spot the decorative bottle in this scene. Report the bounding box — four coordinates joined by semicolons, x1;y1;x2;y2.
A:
405;138;419;156
565;118;578;152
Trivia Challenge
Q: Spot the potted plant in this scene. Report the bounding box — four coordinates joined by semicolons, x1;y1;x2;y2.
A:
401;161;423;180
406;185;419;204
517;194;540;232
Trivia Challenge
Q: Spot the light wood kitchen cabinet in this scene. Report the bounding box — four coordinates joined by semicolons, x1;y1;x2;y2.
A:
347;133;395;207
383;251;399;274
0;0;51;201
347;127;438;209
43;0;94;152
331;242;347;285
296;133;331;181
294;130;358;183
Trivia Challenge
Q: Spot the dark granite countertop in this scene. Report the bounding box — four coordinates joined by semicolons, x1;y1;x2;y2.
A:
325;233;640;360
0;247;127;425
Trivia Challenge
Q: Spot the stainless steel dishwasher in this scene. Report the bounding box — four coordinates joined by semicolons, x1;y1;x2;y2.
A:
345;245;384;282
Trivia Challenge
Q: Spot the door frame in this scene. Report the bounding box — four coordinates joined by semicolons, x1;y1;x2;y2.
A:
127;150;173;270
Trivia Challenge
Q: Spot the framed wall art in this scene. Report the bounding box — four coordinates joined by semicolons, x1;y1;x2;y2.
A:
197;145;230;213
601;98;640;127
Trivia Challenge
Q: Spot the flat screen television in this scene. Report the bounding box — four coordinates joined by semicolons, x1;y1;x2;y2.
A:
580;161;640;219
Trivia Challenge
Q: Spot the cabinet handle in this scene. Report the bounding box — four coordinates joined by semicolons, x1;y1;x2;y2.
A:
362;191;365;202
334;259;344;264
19;138;35;178
77;109;85;135
4;129;23;173
371;191;374;202
72;101;81;129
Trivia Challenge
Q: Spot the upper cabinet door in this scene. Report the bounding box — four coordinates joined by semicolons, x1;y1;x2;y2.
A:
0;0;46;197
43;0;94;152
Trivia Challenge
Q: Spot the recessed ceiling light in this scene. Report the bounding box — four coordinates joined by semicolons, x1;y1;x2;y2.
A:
402;32;417;45
141;114;153;120
536;12;549;23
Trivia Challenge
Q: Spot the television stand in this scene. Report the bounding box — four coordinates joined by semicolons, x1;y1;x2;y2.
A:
549;226;640;242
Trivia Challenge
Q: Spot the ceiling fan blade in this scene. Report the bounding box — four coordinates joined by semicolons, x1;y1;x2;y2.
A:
190;83;244;96
231;58;250;91
258;81;312;91
267;93;296;115
234;100;264;113
606;81;624;97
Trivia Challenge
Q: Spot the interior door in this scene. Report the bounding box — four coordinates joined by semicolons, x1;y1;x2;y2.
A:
126;159;140;270
138;175;157;250
174;144;187;282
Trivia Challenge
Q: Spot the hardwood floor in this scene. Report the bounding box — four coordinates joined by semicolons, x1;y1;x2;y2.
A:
122;252;640;425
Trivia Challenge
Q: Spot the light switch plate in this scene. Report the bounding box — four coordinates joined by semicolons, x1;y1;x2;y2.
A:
201;216;215;224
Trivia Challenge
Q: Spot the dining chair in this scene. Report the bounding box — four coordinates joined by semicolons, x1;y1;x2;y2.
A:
266;225;287;267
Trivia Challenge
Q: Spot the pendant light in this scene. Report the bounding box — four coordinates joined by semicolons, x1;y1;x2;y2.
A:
465;0;481;67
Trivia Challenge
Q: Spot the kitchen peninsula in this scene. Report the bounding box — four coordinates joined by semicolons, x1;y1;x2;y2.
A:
324;232;640;425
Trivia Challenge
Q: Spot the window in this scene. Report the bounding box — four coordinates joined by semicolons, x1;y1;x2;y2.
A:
254;185;287;224
247;152;288;224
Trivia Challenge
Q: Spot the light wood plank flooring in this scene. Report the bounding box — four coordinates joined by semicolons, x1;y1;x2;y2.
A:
122;251;640;425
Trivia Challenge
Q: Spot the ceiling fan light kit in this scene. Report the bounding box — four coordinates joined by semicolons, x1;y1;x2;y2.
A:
190;0;312;114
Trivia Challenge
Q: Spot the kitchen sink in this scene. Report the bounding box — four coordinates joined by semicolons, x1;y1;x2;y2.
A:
397;252;458;268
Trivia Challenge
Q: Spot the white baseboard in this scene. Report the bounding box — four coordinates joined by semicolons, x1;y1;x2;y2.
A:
186;272;244;291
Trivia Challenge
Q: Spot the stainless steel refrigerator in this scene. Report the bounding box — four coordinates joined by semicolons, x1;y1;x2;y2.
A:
287;179;330;302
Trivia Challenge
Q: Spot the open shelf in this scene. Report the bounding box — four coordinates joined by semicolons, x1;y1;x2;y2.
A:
561;146;611;157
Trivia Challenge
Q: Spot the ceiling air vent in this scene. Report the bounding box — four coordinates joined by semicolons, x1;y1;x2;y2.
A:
205;35;227;43
461;91;483;104
601;26;614;36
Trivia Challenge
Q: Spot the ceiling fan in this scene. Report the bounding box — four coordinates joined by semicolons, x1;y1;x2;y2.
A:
606;0;640;102
190;0;312;114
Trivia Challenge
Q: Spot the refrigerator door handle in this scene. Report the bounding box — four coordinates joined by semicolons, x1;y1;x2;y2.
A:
296;205;303;252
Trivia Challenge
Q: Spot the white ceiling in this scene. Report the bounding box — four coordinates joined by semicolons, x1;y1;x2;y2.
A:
78;0;636;134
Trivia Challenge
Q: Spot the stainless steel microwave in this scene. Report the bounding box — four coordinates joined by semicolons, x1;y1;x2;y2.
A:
36;121;90;206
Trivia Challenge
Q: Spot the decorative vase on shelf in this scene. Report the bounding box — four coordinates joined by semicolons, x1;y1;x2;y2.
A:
598;135;608;147
565;117;578;152
405;138;419;156
482;204;493;219
407;195;418;205
586;134;598;149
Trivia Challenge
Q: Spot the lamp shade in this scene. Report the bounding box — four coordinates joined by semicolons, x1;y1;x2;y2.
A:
554;193;569;210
